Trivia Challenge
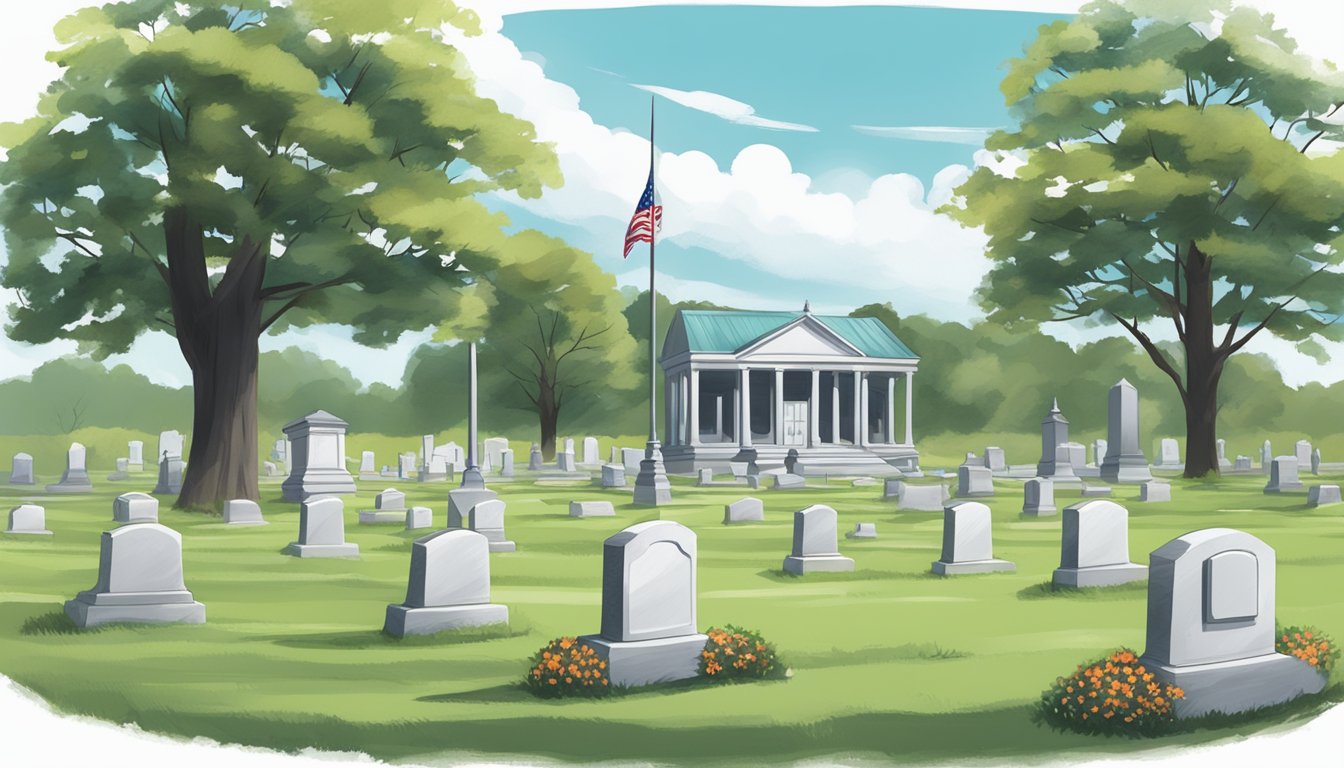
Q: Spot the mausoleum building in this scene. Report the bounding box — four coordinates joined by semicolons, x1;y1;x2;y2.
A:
659;306;919;475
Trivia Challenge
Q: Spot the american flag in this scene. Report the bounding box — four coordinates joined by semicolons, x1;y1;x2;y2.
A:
622;165;662;258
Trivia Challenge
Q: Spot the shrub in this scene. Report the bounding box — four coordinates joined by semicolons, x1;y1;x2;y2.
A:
1277;625;1338;678
1035;648;1184;737
525;637;610;698
700;626;784;680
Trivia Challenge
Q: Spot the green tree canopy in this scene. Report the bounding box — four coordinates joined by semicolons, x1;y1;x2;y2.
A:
948;0;1344;476
0;0;560;506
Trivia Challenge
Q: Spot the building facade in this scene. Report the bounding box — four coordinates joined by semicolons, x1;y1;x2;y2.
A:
658;307;919;476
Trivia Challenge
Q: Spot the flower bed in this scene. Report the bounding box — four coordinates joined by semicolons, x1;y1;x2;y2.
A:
1035;649;1184;737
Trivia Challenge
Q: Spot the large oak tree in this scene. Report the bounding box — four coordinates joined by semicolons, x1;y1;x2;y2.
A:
0;1;559;506
949;0;1344;476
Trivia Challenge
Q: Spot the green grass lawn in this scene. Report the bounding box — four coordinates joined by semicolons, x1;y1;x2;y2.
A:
1;468;1341;765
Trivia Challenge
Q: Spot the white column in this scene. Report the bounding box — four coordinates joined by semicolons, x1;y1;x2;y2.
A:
714;395;724;442
664;374;673;446
809;369;820;447
739;368;753;447
689;368;700;446
904;371;914;446
668;375;679;447
680;372;690;445
773;368;785;445
886;375;897;444
852;371;863;446
830;373;840;444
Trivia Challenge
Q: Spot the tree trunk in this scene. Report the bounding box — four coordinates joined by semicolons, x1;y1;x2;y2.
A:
538;380;559;461
1181;243;1221;478
163;208;265;509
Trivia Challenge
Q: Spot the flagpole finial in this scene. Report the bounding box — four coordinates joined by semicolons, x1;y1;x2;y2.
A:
803;300;812;314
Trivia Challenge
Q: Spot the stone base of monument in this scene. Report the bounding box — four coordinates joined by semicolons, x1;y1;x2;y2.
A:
931;558;1016;576
1080;485;1112;497
45;480;94;494
782;554;855;574
447;488;498;528
1142;653;1325;718
580;633;709;688
1052;562;1147;588
383;603;508;637
281;473;356;502
358;510;405;525
476;529;517;552
283;542;360;558
1021;505;1057;517
64;591;206;628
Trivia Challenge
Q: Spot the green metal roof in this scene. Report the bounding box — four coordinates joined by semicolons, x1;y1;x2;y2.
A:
675;310;918;359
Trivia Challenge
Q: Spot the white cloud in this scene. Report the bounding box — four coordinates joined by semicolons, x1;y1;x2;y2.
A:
853;125;998;145
631;83;818;132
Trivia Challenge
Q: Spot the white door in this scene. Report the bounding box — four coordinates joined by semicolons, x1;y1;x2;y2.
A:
782;401;808;446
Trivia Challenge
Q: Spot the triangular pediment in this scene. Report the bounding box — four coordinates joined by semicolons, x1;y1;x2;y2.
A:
738;316;863;358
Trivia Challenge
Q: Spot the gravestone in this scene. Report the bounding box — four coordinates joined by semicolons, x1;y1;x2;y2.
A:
931;502;1015;575
785;448;801;475
773;473;805;490
1139;528;1325;717
157;430;184;462
782;505;855;574
1294;440;1312;469
263;461;279;477
557;451;577;473
405;507;433;530
569;500;615;518
1100;379;1152;483
723;497;764;524
1052;500;1147;588
1155;438;1182;469
281;411;357;502
64;523;206;627
1234;456;1252;472
222;499;266;525
896;482;950;512
696;468;713;486
1036;399;1078;483
112;492;158;523
1080;485;1112;497
1021;477;1056;517
1260;440;1272;473
563;437;575;454
1063;442;1087;472
358;451;379;481
398;453;416;480
1216;439;1231;470
483;437;510;472
284;497;359;557
1091;439;1108;468
127;441;144;472
500;449;514;478
468;498;516;553
1263;457;1304;493
1307;485;1341;508
728;461;749;479
46;442;94;494
580;521;707;687
419;436;447;482
846;523;878;539
360;488;407;525
622;448;644;474
448;487;499;529
9;453;34;485
882;478;903;499
440;442;464;467
152;453;184;495
383;529;508;637
1311;449;1321;476
529;444;544;471
602;464;627;488
982;447;1007;473
5;504;51;535
107;457;130;481
1140;480;1172;502
746;474;762;489
270;439;286;461
956;464;994;498
582;437;600;466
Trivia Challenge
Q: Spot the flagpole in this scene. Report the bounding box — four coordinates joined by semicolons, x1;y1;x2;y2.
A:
648;95;657;444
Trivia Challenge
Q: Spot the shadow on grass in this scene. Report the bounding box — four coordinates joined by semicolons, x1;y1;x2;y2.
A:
755;569;940;583
788;643;968;669
19;610;89;636
264;621;530;650
1017;581;1148;601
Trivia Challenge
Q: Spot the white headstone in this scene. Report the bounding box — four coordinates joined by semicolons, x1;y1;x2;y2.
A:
782;505;854;574
63;523;206;627
1234;456;1252;472
1139;528;1324;717
931;502;1014;575
1140;480;1172;502
1092;439;1108;467
1260;440;1272;472
112;492;158;523
1307;485;1341;508
1264;457;1304;493
1294;440;1312;469
557;452;577;473
1052;500;1146;587
152;454;184;495
500;448;514;477
468;498;515;552
602;464;627;487
582;437;600;466
157;431;184;462
846;522;878;539
1155;438;1181;469
383;529;507;636
896;482;949;512
1022;477;1056;517
281;411;357;502
358;450;378;479
773;473;805;490
405;506;433;530
982;447;1007;472
46;442;94;493
723;497;764;524
697;468;713;486
376;488;406;510
10;452;34;485
1216;438;1231;469
569;500;615;518
484;438;509;471
222;499;266;525
957;465;994;498
127;441;145;471
284;496;358;557
1311;449;1321;476
5;504;51;535
1100;380;1152;483
529;444;544;471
